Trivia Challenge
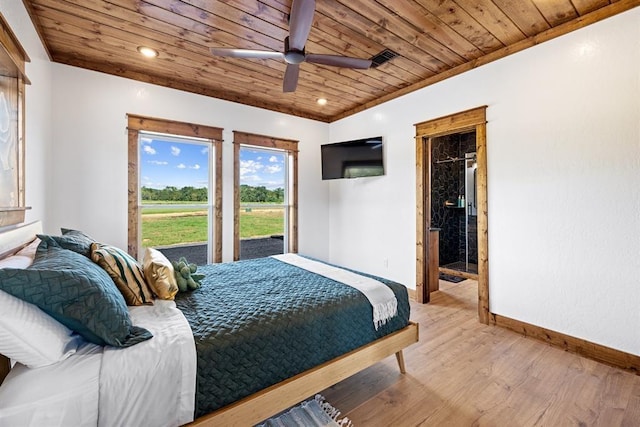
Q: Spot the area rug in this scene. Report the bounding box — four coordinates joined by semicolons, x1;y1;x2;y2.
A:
257;395;353;427
439;273;466;283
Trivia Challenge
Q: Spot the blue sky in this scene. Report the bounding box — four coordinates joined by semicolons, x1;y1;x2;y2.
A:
140;136;209;189
140;136;285;189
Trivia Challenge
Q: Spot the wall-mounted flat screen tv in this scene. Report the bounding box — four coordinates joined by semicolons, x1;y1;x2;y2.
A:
321;136;384;180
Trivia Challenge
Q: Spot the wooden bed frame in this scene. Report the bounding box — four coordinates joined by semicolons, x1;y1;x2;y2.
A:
0;221;419;426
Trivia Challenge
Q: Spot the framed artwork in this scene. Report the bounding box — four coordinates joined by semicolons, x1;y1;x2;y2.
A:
0;13;30;227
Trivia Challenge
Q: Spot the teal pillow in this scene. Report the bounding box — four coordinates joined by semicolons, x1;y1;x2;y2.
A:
36;228;95;258
0;236;152;347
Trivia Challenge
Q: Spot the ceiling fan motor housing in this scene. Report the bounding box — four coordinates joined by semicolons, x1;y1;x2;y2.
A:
284;36;305;64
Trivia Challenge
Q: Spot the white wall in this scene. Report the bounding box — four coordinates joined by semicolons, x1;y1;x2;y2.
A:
328;8;640;355
48;65;330;262
4;1;638;355
0;1;53;229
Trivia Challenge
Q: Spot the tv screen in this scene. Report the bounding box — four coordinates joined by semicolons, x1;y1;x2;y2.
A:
321;136;384;180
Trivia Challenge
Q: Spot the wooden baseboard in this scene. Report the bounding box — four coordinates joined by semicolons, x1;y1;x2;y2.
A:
491;313;640;375
407;287;416;301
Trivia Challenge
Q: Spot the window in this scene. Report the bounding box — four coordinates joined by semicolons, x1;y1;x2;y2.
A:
127;115;222;263
139;134;213;264
233;131;298;261
0;14;29;227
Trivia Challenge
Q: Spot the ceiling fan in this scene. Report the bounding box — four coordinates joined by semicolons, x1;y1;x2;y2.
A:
210;0;372;93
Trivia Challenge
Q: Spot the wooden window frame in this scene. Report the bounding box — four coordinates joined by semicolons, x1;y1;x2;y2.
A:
0;14;30;227
127;114;223;262
232;131;298;261
415;106;489;323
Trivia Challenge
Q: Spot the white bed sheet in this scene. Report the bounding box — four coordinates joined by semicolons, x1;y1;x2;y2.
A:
99;299;197;427
0;341;103;427
0;299;197;427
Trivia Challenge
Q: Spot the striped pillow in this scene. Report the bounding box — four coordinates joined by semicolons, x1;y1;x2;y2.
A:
90;243;154;306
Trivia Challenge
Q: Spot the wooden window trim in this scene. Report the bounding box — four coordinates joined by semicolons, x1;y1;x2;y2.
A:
0;14;31;227
127;114;223;262
414;106;489;324
233;131;298;261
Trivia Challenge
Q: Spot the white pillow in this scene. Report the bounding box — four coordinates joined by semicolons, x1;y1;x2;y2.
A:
0;238;40;269
0;255;32;269
0;289;82;368
15;237;41;259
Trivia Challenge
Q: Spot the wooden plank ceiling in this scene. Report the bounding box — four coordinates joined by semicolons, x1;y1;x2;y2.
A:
22;0;639;122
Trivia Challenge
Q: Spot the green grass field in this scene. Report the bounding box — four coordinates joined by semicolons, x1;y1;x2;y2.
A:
141;206;284;247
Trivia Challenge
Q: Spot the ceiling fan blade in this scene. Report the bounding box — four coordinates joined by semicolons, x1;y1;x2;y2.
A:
288;0;316;51
306;54;372;69
210;48;283;60
283;64;300;92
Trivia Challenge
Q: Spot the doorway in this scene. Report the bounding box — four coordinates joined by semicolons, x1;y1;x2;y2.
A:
431;132;478;279
415;106;489;324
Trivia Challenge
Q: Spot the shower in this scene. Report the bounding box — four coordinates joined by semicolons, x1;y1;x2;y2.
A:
430;131;478;277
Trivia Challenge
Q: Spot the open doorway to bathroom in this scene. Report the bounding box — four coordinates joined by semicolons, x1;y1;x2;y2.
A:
415;106;489;324
431;132;478;279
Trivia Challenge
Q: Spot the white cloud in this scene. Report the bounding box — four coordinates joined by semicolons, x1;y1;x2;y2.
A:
256;156;262;160
240;159;264;177
171;146;181;156
141;176;161;189
147;160;168;165
265;164;282;174
190;164;201;170
201;147;209;155
269;155;279;163
241;174;262;182
177;163;186;169
143;145;156;155
140;137;153;144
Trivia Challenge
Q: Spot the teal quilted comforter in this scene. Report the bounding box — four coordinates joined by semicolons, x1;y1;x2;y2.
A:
175;256;410;417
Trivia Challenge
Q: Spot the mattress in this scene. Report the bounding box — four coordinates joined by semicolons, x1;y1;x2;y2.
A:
175;256;410;417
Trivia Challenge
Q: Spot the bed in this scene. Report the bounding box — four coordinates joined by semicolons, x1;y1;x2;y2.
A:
0;221;419;426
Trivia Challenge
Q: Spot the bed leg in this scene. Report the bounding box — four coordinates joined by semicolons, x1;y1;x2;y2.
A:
395;351;406;374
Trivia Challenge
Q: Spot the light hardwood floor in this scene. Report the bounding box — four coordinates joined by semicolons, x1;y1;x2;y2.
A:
322;280;640;426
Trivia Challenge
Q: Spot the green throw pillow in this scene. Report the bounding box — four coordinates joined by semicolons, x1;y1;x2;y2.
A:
0;236;152;347
36;228;95;258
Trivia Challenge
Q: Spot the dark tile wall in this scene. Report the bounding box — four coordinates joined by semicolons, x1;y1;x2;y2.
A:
431;132;478;269
431;135;461;265
460;132;478;267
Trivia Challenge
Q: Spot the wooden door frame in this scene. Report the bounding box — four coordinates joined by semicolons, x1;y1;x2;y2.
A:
232;131;298;261
415;106;489;324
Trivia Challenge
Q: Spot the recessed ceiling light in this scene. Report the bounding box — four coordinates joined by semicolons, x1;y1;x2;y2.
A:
317;98;327;106
137;46;159;58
